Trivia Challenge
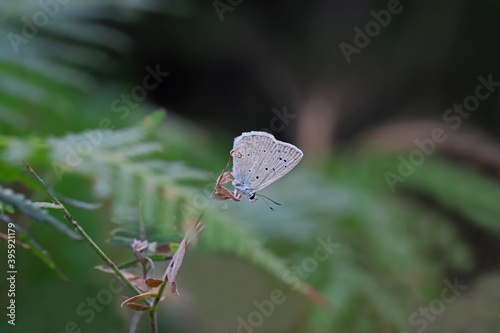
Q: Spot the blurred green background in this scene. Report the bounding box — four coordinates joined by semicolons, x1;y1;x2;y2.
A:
1;0;500;332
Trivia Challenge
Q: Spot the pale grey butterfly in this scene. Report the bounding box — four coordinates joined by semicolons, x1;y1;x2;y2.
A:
228;131;303;206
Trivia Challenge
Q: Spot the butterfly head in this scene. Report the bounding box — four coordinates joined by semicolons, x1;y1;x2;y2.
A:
233;183;257;202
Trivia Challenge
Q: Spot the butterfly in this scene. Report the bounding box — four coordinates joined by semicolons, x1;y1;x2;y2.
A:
211;131;303;206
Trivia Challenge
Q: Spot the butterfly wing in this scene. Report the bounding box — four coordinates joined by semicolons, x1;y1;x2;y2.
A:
255;141;303;192
232;131;303;194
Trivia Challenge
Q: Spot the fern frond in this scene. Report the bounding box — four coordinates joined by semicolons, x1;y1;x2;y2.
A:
0;111;206;247
0;186;81;240
404;158;500;233
202;203;329;304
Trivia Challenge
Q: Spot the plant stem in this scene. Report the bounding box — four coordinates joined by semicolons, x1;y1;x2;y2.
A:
150;278;168;314
25;162;144;298
149;310;157;333
148;261;171;333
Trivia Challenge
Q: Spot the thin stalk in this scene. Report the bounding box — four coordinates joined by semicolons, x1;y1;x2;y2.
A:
149;310;157;333
25;162;144;298
148;270;169;333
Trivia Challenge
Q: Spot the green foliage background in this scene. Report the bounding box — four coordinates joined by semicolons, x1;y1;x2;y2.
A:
1;1;500;332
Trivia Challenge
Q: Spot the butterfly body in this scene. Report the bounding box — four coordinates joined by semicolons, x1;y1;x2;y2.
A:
230;131;303;202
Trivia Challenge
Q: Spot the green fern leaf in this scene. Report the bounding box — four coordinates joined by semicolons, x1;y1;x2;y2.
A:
0;186;81;240
404;158;500;233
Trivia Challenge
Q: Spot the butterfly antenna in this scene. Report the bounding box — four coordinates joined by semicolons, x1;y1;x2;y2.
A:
256;194;281;211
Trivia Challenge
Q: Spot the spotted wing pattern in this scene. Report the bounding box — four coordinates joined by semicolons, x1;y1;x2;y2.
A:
231;131;303;194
